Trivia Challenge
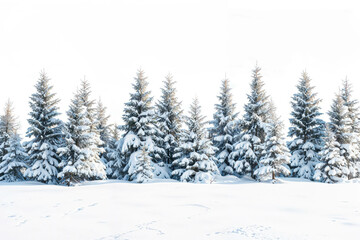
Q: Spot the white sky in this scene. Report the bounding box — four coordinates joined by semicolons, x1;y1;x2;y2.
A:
0;0;360;137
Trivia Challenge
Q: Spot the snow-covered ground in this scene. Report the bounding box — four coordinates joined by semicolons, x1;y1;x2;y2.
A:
1;176;359;240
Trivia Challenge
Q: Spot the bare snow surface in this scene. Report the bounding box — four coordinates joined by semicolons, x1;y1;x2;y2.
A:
1;177;360;240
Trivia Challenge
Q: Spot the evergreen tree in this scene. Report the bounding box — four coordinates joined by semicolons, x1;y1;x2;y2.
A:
254;101;290;181
24;71;64;184
57;89;106;186
314;126;348;183
104;124;123;178
172;97;219;183
128;146;154;183
155;73;183;165
0;100;27;181
209;76;239;175
230;65;270;178
328;91;356;180
288;71;325;179
0;134;28;182
120;69;165;179
341;78;360;178
96;98;111;150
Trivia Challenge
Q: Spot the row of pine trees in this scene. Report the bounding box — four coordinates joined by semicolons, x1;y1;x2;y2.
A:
0;66;359;185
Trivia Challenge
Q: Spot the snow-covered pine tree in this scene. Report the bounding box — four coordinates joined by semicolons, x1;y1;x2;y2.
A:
328;91;356;180
128;146;154;183
104;124;123;178
120;69;166;179
57;89;106;185
288;71;325;179
0;134;28;182
0;100;27;181
341;78;360;178
172;97;219;183
96;98;111;151
24;71;64;184
155;73;183;165
254;100;290;181
230;65;270;178
314;125;348;183
209;76;239;175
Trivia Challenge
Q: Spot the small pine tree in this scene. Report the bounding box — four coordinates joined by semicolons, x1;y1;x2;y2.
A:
104;124;123;178
172;97;219;183
288;71;325;179
155;73;183;165
57;89;106;186
209;76;239;175
328;91;356;180
0;134;28;182
254;101;290;181
24;71;64;184
128;146;154;183
341;78;360;178
230;65;270;178
96;98;111;152
314;126;348;183
120;69;165;179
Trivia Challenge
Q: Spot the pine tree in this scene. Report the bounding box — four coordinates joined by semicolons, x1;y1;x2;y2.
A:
254;101;290;181
288;71;325;179
104;124;123;178
0;100;27;181
128;146;154;183
155;73;183;165
314;126;348;183
96;98;111;150
172;97;219;183
24;71;64;184
230;65;270;178
0;134;28;182
209;76;239;175
57;88;106;186
341;78;360;178
328;91;356;180
120;69;165;179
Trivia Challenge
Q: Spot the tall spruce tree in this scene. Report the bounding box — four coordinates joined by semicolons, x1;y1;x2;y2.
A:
0;100;27;181
230;65;270;178
172;97;219;183
288;71;325;179
314;125;348;183
155;73;183;165
24;71;63;184
328;91;356;180
120;69;165;179
254;101;290;181
209;76;239;175
57;89;106;185
341;78;360;178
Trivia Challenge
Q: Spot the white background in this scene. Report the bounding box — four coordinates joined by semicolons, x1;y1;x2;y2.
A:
0;0;359;136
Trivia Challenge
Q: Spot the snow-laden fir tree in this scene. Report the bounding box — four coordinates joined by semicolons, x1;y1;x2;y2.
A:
96;98;111;151
327;91;357;180
57;89;106;186
172;97;219;183
229;65;270;178
314;125;348;183
254;101;290;181
120;69;166;179
128;146;154;183
155;73;183;165
209;76;239;175
341;78;360;178
104;124;123;178
288;71;325;179
0;100;27;181
0;134;28;182
24;71;64;183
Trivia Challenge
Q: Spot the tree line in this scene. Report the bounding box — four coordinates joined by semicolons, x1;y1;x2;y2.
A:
0;65;359;185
